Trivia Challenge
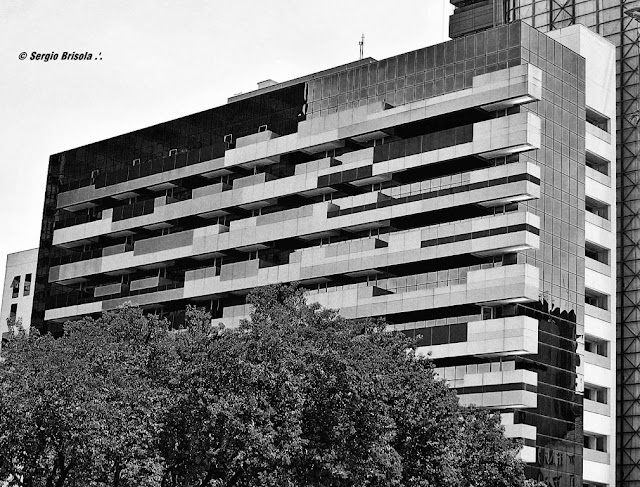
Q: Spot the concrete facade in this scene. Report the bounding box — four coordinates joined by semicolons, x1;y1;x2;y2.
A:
0;248;38;340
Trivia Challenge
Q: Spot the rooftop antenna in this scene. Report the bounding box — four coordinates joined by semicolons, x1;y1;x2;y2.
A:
359;34;364;60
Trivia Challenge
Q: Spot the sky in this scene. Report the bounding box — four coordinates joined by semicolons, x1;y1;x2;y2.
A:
0;0;454;285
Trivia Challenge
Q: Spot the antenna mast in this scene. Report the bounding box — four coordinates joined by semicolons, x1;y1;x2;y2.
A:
359;34;364;60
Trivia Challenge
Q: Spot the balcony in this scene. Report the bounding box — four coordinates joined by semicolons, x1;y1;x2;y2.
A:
420;315;538;359
59;145;225;195
112;199;155;222
305;264;539;320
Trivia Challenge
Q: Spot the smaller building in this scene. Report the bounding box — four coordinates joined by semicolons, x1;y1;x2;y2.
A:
1;248;38;342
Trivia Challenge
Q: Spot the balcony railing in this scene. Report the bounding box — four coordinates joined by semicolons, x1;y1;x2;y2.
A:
112;199;155;222
46;280;185;310
50;243;134;268
327;172;540;218
59;144;226;193
54;211;102;230
372;124;473;164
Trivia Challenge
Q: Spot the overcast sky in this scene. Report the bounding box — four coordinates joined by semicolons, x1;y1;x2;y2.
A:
0;0;454;284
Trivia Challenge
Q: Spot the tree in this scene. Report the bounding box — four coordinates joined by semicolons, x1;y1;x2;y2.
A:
158;306;307;487
0;307;168;486
523;481;549;487
160;285;526;486
0;285;528;486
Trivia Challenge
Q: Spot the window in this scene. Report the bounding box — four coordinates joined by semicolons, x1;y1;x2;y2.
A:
585;241;609;265
584;433;607;452
585;336;608;357
10;276;20;299
586;151;609;176
585;288;609;311
585;196;609;220
481;306;495;320
584;384;608;404
23;273;31;296
9;303;17;322
586;107;609;133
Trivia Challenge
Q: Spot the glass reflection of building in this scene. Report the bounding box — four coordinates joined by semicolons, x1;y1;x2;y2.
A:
32;16;616;487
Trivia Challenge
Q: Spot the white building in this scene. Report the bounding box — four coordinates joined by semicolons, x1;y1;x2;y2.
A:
0;248;38;341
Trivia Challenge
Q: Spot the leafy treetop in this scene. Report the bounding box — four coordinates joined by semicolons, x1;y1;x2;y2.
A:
0;285;527;487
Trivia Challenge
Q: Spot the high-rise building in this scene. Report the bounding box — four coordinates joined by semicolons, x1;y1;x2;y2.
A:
0;248;38;346
28;18;615;487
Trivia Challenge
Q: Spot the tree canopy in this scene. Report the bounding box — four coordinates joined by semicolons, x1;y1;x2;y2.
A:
0;284;527;486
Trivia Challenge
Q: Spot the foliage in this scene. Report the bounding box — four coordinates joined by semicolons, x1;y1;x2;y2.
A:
523;481;549;487
0;285;528;486
0;308;167;486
